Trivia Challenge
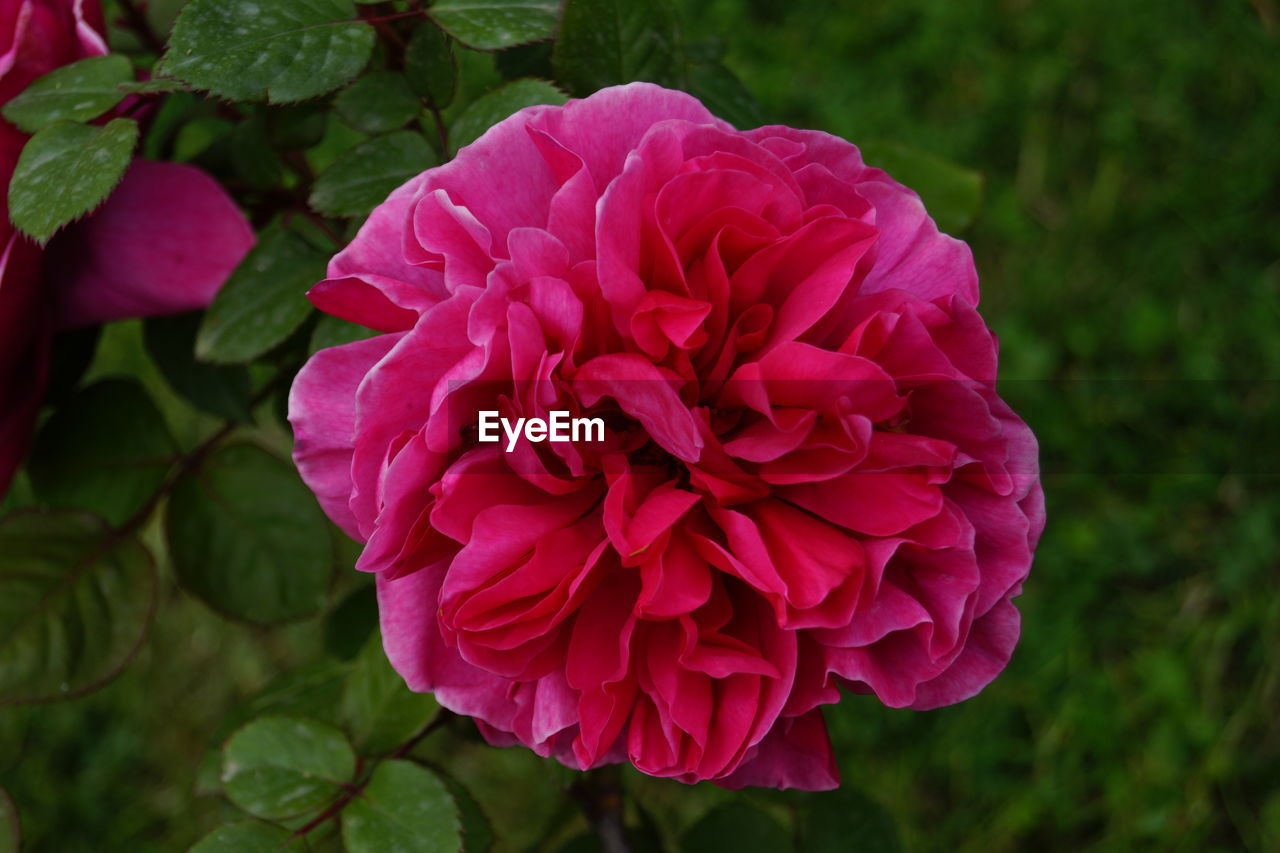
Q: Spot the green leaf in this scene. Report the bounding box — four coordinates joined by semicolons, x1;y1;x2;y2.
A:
495;42;553;81
0;511;156;704
309;131;435;218
196;227;327;364
685;61;764;129
190;819;309;852
117;77;188;95
858;140;983;234
552;0;679;96
7;118;137;242
0;788;19;853
27;379;177;526
1;55;133;133
161;0;377;103
342;633;439;755
172;116;235;163
429;0;559;51
436;772;493;853
450;78;566;152
198;661;352;795
335;71;422;135
167;443;333;625
229;661;353;732
268;103;330;150
404;22;458;108
310;314;378;356
144;313;253;422
681;802;792;853
324;583;379;660
795;787;900;853
230;113;285;189
222;715;356;821
342;760;461;853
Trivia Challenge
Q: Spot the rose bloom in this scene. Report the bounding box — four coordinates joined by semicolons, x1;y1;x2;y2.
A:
0;0;254;495
291;84;1045;789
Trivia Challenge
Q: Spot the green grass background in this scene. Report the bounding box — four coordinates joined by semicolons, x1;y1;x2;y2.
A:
3;1;1278;850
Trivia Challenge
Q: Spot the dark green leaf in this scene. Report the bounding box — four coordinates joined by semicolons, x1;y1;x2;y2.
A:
310;314;378;356
495;42;553;81
858;140;983;234
553;0;679;96
0;511;156;704
681;802;792;853
222;715;356;821
268;103;330;150
190;819;309;852
436;771;493;853
197;660;352;794
161;0;377;103
796;787;900;853
196;227;327;364
404;22;458;108
341;760;461;853
172;115;235;163
144;313;252;421
324;583;379;660
166;442;333;625
342;633;439;755
117;77;188;95
429;0;559;51
0;787;19;853
686;61;765;129
230;661;352;732
1;55;133;133
230;114;284;189
450;78;566;151
27;379;177;526
309;131;435;218
8;118;137;242
335;71;422;135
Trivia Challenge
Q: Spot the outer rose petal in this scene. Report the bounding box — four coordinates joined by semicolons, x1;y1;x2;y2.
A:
716;708;839;790
908;596;1022;709
378;562;518;726
48;160;255;328
290;334;402;539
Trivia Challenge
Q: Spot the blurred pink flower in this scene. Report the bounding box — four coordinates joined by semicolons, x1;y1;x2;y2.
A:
291;83;1045;789
0;0;254;495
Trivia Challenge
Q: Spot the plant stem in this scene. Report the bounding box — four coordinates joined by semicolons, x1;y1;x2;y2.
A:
115;0;165;54
429;104;450;158
291;711;458;839
569;767;632;853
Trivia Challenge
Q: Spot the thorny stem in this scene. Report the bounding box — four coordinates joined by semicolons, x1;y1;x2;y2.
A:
569;766;633;853
115;0;165;54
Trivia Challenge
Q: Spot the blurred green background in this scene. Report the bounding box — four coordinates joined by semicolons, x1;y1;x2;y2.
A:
4;0;1278;850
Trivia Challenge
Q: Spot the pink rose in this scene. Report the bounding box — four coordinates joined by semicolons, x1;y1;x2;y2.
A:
0;0;255;495
291;84;1045;789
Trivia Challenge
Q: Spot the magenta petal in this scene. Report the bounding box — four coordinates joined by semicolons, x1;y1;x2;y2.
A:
50;160;255;328
716;709;839;791
289;334;402;539
908;596;1021;709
